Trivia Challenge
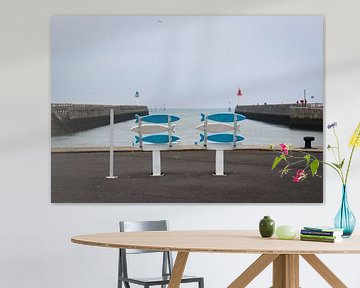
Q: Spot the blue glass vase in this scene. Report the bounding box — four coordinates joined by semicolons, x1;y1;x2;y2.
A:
334;185;356;237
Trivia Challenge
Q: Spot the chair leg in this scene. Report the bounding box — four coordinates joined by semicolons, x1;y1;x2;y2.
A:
118;250;122;288
118;279;130;288
199;278;204;288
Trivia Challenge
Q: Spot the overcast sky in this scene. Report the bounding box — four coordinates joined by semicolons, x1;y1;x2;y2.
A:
51;16;323;108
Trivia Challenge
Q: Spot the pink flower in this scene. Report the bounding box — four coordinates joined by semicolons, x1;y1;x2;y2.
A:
279;143;289;155
293;169;306;183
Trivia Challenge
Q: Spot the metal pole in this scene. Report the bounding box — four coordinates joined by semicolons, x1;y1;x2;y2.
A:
152;150;162;176
233;113;237;148
215;150;225;176
204;114;208;148
138;116;143;149
106;108;118;179
168;115;172;148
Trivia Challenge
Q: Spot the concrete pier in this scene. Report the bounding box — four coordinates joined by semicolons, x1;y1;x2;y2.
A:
51;103;148;136
235;104;323;130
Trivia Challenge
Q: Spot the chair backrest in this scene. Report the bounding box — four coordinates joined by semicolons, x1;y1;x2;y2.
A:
120;220;168;232
118;220;174;282
119;220;168;254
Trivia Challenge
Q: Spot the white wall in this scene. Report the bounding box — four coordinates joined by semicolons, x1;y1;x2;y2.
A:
1;0;360;287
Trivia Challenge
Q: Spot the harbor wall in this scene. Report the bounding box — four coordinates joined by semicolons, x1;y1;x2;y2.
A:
51;104;149;136
235;104;323;130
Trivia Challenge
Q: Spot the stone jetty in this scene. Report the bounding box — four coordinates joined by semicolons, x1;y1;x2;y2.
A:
235;104;323;130
51;103;148;136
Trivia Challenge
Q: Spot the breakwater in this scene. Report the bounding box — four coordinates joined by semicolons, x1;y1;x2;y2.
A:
51;103;148;136
235;104;323;130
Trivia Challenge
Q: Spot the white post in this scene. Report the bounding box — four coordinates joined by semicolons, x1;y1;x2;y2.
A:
168;115;172;148
215;150;225;176
152;150;162;176
204;114;208;148
106;108;118;179
233;113;237;148
138;116;143;149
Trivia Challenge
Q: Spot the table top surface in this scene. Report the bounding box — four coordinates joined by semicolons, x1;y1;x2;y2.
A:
71;230;360;254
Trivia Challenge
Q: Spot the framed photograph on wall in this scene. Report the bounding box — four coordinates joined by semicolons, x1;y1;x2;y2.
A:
51;16;324;203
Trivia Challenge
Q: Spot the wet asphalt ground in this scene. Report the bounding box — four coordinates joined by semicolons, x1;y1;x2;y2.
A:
51;150;323;203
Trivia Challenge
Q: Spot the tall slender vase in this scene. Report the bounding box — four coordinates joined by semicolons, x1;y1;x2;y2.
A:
334;185;356;237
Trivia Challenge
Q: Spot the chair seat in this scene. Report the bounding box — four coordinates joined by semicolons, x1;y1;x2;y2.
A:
119;274;203;286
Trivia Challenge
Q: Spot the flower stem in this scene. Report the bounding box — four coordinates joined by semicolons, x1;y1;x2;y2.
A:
344;128;360;185
330;148;338;164
284;159;307;168
333;128;345;182
333;128;342;163
345;145;356;185
321;161;344;184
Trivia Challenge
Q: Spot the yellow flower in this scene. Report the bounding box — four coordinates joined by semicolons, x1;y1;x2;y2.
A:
349;122;360;147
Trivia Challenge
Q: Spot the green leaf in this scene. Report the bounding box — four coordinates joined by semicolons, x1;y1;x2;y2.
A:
304;154;311;164
339;158;345;169
310;159;320;176
332;161;345;169
272;156;282;170
332;162;340;169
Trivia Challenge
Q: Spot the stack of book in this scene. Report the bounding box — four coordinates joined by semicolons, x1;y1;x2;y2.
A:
300;226;344;243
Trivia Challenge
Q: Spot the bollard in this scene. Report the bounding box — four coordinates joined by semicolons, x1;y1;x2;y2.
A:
151;150;163;176
304;136;315;149
106;109;118;179
215;150;225;176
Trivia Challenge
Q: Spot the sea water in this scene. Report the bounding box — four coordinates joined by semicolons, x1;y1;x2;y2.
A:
51;108;323;148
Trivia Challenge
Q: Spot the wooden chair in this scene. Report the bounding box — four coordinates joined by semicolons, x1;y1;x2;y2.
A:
118;220;204;288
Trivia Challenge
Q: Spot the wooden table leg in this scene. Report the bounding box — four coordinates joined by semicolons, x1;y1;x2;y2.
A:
301;254;347;288
288;255;299;288
228;254;279;288
272;254;299;288
168;252;189;288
